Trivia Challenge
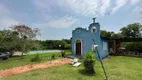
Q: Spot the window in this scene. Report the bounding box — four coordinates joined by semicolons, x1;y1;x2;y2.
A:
92;27;96;32
103;41;107;50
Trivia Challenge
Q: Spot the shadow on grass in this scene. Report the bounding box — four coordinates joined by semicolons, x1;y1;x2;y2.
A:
78;69;95;76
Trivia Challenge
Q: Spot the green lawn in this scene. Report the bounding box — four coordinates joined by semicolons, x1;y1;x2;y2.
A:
0;52;64;70
1;56;142;80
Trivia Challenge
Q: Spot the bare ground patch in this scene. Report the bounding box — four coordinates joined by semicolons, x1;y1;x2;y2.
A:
0;58;70;77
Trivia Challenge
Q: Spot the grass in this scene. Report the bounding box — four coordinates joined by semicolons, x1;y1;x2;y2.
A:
0;52;66;70
1;56;142;80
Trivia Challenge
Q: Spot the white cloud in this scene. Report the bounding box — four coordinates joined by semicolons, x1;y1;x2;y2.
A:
100;0;111;16
130;0;140;5
34;0;111;17
112;0;128;14
111;0;141;14
59;0;111;16
33;0;57;20
34;0;141;17
32;16;80;28
0;4;19;29
33;0;51;16
47;16;80;28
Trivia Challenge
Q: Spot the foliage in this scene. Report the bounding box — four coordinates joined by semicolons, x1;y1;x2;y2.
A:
0;25;40;55
101;23;142;39
31;53;41;62
61;51;66;57
2;56;142;80
101;23;142;52
10;24;40;40
9;25;40;57
0;51;71;70
0;30;19;52
120;23;142;38
51;54;56;59
100;30;112;39
83;50;96;74
120;42;142;51
37;39;71;50
100;30;122;39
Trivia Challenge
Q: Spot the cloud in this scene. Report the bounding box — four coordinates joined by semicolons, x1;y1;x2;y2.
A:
0;4;19;29
59;0;111;16
33;0;59;20
32;16;80;28
34;0;141;17
33;0;111;17
130;0;140;5
100;0;111;16
111;0;128;14
47;16;80;28
111;0;141;14
33;0;51;18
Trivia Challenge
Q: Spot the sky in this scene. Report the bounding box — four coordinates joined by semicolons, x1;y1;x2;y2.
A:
0;0;142;40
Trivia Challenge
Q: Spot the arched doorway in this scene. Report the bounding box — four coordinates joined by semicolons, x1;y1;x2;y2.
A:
76;40;81;55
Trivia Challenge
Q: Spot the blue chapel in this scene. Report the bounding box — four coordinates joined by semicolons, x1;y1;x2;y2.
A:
72;18;109;59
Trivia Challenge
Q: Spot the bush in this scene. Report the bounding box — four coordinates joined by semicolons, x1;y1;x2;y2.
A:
51;54;56;59
31;53;41;62
120;42;142;51
61;50;66;57
83;50;96;74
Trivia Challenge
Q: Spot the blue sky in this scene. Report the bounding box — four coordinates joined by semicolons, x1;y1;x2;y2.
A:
0;0;142;40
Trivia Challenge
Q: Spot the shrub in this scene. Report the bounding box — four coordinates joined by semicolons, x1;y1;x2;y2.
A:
31;53;41;62
83;50;96;74
61;50;66;57
51;54;56;59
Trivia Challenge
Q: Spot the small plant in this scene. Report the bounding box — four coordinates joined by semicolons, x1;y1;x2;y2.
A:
61;50;66;57
31;53;41;62
58;53;61;57
83;50;96;74
51;54;56;59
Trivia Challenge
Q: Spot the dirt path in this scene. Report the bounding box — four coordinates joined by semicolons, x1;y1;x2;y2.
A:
0;58;70;77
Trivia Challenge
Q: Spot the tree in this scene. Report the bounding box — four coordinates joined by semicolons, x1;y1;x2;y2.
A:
100;30;121;39
100;30;111;38
10;25;40;57
0;30;19;52
120;23;142;38
10;24;40;40
59;40;68;49
111;33;122;39
83;50;96;74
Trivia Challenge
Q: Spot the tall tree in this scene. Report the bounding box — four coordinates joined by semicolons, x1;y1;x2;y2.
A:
100;30;121;39
0;30;20;52
120;23;142;38
10;25;40;57
10;25;40;40
100;30;111;38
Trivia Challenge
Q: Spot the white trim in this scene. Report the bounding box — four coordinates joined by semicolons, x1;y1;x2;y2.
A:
74;39;82;56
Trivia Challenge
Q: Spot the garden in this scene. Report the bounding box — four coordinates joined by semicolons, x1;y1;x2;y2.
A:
0;53;142;80
0;23;142;80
